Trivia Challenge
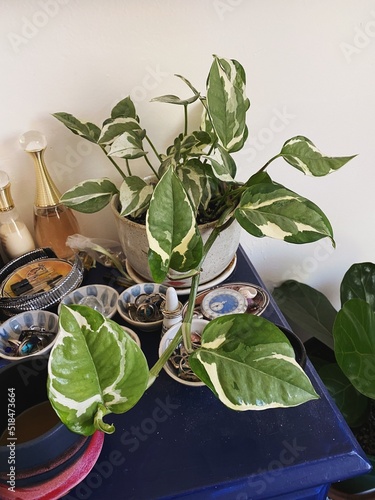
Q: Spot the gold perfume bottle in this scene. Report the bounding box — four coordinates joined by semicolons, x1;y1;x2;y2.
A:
19;130;80;260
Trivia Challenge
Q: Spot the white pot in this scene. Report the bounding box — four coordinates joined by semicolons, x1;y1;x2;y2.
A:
110;195;240;286
158;319;209;387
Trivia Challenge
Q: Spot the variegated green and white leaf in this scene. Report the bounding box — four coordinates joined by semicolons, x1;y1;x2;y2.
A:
146;166;203;283
47;305;149;436
280;136;356;176
151;93;200;106
108;129;147;159
203;144;237;183
111;96;137;120
235;181;335;245
60;178;118;213
119;176;153;217
206;56;249;153
176;159;206;213
98;117;145;147
175;74;200;96
179;131;211;156
189;314;319;410
52;113;100;143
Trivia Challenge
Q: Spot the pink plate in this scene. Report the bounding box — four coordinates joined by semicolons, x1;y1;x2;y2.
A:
0;431;104;500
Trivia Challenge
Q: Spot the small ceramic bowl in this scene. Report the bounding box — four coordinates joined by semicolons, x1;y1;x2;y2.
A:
117;283;168;332
159;319;209;387
59;284;119;318
0;310;59;361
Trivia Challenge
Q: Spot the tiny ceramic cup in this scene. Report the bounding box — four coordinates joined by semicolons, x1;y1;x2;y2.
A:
59;284;119;318
117;283;168;332
158;319;209;387
0;310;59;361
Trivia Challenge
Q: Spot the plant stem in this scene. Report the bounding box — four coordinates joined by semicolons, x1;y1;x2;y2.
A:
125;159;132;176
144;154;160;178
182;205;235;354
147;325;183;387
258;154;281;173
181;273;201;352
184;104;188;136
99;145;127;181
145;134;162;164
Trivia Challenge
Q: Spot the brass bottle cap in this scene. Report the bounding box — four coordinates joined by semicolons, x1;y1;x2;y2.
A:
0;171;14;212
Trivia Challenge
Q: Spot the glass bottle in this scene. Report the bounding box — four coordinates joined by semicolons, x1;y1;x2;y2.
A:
0;170;35;260
19;130;80;260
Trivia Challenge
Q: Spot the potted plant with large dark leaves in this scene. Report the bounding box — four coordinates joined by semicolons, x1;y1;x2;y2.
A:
273;263;375;497
47;55;355;436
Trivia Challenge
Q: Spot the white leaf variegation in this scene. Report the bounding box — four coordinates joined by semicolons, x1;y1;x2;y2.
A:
60;178;118;213
189;314;319;410
280;136;356;176
119;176;154;217
176;160;206;214
146;166;203;283
206;56;249;153
203;145;237;183
47;305;149;436
235;181;335;245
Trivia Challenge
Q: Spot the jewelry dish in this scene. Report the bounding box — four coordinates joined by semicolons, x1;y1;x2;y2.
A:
0;310;59;361
182;282;270;320
59;284;119;318
117;283;168;332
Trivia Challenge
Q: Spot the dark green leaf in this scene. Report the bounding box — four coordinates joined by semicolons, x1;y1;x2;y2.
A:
318;363;369;427
273;280;336;349
333;298;375;399
340;262;375;311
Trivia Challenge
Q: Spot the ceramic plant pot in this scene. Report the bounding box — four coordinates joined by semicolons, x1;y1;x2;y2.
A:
0;355;104;498
111;195;241;287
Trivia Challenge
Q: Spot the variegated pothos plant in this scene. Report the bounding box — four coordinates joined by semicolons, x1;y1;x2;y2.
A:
47;55;355;435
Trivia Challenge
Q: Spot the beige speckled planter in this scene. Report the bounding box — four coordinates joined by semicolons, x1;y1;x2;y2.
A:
110;195;240;286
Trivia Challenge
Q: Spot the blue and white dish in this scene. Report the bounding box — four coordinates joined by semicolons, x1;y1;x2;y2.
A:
0;310;59;360
59;284;119;318
117;283;168;332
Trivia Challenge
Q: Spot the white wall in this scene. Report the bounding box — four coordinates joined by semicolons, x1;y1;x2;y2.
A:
1;0;374;308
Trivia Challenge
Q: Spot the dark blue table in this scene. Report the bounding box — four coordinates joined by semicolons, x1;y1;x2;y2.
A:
5;247;373;499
